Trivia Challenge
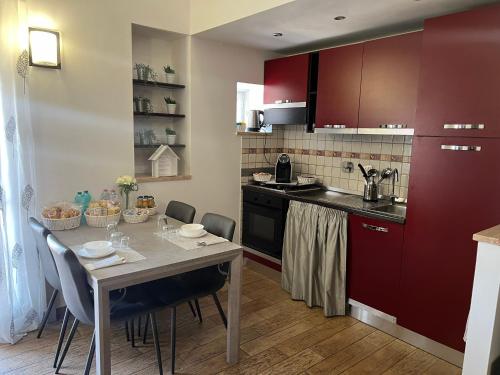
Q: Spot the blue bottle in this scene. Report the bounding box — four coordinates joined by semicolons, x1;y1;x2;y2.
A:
81;190;92;224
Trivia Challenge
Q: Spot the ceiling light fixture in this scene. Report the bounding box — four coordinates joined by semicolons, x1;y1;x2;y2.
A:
272;32;283;37
334;16;346;21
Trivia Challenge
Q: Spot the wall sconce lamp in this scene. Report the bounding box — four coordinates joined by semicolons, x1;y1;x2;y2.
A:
28;27;61;69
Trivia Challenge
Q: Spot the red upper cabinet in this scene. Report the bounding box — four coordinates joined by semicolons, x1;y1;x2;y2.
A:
263;54;309;105
347;214;404;318
399;137;500;351
358;32;422;129
315;44;363;129
415;4;500;137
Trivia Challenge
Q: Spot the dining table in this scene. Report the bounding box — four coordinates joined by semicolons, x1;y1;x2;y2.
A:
56;216;243;375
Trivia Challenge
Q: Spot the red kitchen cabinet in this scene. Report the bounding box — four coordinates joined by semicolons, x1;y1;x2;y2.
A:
315;44;363;129
358;32;422;129
264;54;309;105
348;214;405;317
398;137;500;352
415;4;500;138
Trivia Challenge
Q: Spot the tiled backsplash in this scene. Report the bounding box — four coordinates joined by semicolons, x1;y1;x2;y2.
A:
241;125;412;199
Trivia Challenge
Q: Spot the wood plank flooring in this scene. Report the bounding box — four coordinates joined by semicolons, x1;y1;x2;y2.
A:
0;267;461;374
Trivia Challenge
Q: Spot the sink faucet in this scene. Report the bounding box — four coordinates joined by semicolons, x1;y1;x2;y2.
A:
389;168;399;204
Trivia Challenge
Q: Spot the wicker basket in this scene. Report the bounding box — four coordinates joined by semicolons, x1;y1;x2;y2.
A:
297;175;317;185
145;206;157;216
85;211;121;228
123;210;149;224
42;214;81;231
253;173;272;182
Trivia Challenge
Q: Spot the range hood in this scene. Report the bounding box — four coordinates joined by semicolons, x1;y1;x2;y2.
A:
263;102;307;125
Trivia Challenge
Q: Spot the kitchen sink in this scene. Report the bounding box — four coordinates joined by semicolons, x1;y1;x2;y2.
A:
370;204;407;217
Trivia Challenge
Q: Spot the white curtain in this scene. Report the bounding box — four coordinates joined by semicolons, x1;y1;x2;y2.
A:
0;0;45;343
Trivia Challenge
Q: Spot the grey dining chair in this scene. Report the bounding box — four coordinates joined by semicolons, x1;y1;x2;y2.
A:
145;212;236;374
165;200;196;224
46;234;166;375
29;218;71;368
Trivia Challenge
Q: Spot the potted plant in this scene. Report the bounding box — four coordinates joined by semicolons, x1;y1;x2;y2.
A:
165;128;176;145
163;65;175;83
137;97;152;113
164;96;177;114
135;63;157;81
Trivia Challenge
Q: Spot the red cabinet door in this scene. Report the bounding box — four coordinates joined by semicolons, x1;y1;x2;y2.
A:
315;44;363;129
348;214;405;317
415;4;500;138
263;54;309;105
399;137;500;352
358;32;422;129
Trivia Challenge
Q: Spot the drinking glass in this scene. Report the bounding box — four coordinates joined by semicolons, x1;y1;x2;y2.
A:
106;223;118;241
157;215;168;232
162;224;177;239
110;231;124;248
120;236;130;249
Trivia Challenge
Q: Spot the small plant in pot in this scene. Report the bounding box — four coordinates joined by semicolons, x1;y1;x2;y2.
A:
135;63;157;81
164;96;177;114
163;65;175;83
165;128;176;145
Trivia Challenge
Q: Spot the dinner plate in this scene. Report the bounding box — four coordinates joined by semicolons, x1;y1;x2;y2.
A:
179;229;207;238
78;241;116;259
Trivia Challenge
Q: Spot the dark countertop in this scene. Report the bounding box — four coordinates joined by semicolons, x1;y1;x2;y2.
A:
242;184;406;224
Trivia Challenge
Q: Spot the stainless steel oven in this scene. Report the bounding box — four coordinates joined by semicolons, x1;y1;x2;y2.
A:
242;189;289;260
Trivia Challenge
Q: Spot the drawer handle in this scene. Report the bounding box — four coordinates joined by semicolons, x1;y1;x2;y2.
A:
441;145;481;152
324;124;346;129
379;124;406;129
362;223;388;233
443;123;484;130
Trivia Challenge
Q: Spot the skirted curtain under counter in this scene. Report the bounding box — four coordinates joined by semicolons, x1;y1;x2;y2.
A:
282;201;347;316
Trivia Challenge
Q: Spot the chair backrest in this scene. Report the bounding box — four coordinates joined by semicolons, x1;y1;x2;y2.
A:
165;201;196;224
46;234;95;325
29;218;61;291
201;213;236;241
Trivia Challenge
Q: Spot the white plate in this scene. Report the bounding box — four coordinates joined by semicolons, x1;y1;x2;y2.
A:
179;229;207;238
78;241;115;258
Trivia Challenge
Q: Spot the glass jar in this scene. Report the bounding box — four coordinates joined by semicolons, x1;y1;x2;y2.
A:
149;196;155;208
136;196;144;208
141;196;149;209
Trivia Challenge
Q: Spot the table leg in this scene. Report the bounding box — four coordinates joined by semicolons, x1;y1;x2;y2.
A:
94;283;111;375
227;252;242;364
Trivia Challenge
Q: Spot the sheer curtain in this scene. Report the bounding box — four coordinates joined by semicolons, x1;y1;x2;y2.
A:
0;0;45;344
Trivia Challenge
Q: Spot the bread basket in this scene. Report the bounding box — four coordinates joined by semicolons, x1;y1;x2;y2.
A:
122;209;149;224
253;172;272;182
85;211;121;228
297;175;317;185
42;214;81;231
144;206;157;216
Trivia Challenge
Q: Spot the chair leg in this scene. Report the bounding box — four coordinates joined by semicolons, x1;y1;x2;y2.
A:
53;307;70;368
55;319;80;374
151;313;163;375
83;331;96;375
125;320;130;342
143;315;150;345
131;319;135;347
170;307;177;374
37;289;58;338
194;299;203;323
212;293;227;328
187;301;197;317
138;316;142;337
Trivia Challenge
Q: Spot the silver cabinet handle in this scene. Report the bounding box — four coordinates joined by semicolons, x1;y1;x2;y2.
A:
362;223;389;233
441;145;481;152
324;124;346;129
379;124;406;129
443;123;484;130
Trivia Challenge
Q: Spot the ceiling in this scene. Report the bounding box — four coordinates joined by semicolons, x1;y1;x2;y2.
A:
194;0;499;54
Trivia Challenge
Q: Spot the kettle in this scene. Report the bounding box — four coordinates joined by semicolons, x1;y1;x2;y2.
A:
358;164;379;202
246;110;264;132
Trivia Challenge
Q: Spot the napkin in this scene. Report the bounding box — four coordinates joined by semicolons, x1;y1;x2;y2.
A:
84;255;126;271
167;232;228;251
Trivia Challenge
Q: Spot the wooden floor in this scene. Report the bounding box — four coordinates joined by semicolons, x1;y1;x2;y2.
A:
0;266;461;375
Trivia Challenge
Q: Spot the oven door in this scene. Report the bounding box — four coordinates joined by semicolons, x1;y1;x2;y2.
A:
242;201;286;259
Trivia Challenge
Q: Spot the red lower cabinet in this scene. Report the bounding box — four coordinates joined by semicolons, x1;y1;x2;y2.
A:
398;136;500;352
348;214;405;317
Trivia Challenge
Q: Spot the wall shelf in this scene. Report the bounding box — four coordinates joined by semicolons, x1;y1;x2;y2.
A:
135;174;192;183
134;144;185;148
133;79;185;89
134;112;185;118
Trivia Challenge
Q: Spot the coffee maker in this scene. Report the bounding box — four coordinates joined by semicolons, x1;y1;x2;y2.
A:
275;154;292;183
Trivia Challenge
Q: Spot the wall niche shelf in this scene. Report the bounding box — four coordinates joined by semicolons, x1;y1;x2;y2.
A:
135;174;192;183
134;144;185;148
133;79;185;89
134;112;185;118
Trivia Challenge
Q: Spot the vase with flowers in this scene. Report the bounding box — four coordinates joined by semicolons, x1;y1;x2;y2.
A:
115;175;139;209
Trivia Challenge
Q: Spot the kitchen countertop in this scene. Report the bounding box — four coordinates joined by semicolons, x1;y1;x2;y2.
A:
242;184;407;224
473;225;500;246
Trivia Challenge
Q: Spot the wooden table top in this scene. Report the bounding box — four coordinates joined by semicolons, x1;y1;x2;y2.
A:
473;224;500;246
55;216;242;289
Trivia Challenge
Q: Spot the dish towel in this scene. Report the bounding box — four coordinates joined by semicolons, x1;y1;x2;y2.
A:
74;245;146;271
167;233;228;251
84;255;125;271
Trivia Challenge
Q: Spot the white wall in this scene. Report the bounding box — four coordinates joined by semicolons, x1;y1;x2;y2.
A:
27;0;270;243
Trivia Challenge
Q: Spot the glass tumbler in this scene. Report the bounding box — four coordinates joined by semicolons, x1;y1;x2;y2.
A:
110;231;124;248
